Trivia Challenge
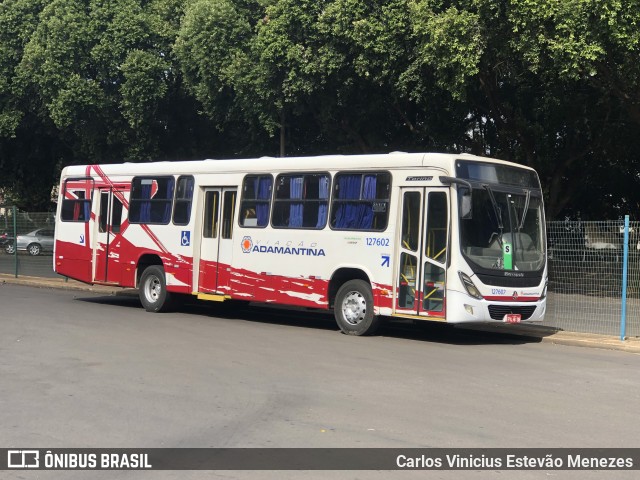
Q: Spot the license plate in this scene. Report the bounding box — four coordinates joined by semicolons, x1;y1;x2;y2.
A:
503;313;521;324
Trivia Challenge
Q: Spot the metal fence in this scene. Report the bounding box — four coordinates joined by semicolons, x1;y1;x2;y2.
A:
0;206;639;338
544;219;640;337
0;206;57;278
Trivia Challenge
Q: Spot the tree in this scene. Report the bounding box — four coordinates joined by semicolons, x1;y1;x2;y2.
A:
3;0;640;217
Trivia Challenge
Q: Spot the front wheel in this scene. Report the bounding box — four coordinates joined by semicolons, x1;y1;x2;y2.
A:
5;243;15;254
334;279;380;336
139;265;173;313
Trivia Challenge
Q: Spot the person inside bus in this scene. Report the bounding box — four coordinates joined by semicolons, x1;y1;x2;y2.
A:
243;207;257;227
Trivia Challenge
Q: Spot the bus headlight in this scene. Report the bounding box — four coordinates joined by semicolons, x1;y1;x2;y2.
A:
458;271;483;300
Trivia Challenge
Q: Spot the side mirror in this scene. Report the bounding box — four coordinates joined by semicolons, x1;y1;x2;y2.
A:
439;176;473;219
460;188;472;219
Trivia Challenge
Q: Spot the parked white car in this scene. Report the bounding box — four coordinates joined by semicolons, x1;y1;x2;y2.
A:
4;228;55;256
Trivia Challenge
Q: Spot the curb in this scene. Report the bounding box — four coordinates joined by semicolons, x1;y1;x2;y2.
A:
460;323;640;354
2;274;639;354
0;273;127;295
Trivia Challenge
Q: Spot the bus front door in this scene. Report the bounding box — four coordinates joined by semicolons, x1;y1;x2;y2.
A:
198;187;237;296
395;188;449;318
93;187;124;283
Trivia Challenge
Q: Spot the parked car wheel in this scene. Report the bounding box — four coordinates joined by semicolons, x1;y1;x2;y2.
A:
27;243;42;256
5;243;15;254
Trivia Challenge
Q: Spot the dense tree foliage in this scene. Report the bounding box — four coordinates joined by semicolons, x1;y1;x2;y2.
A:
1;0;639;218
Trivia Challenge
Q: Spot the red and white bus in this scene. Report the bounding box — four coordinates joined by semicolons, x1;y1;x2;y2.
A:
54;152;547;335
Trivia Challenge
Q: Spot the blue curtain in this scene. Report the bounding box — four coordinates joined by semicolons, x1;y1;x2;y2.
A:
334;175;377;229
83;201;91;221
316;176;329;228
256;177;271;227
162;180;175;223
334;175;360;229
360;175;376;229
140;183;152;223
289;176;304;227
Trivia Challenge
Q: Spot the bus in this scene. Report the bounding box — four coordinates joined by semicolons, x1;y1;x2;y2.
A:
54;152;547;335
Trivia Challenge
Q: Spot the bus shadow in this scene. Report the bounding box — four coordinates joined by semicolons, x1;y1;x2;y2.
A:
379;321;547;346
77;293;548;346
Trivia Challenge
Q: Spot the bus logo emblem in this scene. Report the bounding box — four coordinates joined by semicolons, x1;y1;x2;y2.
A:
512;291;518;300
241;236;253;253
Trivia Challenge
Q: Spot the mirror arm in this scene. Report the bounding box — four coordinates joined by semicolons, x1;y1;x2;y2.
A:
439;176;472;190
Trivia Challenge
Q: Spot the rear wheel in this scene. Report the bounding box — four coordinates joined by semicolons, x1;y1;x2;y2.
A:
5;243;15;254
27;243;41;256
334;279;380;336
139;265;173;312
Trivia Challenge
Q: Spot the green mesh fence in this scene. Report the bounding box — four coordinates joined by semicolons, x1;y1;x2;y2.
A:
1;207;639;337
0;206;57;278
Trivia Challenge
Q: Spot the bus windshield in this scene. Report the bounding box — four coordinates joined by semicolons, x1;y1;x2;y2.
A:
459;187;545;272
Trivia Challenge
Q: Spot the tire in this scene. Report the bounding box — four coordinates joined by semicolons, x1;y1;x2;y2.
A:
27;243;41;256
5;243;15;254
334;279;380;336
139;265;173;313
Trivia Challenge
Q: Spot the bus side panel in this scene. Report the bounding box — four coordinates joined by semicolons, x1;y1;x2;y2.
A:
225;264;330;308
54;239;93;283
228;230;396;311
54;206;94;284
128;245;194;294
219;262;398;312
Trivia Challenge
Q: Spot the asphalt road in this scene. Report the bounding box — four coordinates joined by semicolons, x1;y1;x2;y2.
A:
1;284;639;479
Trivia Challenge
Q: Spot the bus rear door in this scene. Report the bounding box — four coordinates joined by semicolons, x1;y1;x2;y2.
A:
93;187;125;284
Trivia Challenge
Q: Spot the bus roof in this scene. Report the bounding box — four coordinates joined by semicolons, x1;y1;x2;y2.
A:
60;152;535;178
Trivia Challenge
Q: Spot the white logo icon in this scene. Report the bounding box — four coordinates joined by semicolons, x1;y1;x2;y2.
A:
8;450;40;468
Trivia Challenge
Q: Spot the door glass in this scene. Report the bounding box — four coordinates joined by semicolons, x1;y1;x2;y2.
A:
398;252;418;309
99;192;109;233
401;192;420;251
425;192;448;263
203;191;219;238
112;195;123;233
221;191;236;239
423;262;445;312
423;191;448;314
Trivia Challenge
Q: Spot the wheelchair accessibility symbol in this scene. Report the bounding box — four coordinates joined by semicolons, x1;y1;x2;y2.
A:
181;231;191;246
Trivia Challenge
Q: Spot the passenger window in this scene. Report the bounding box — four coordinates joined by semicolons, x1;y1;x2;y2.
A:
60;178;93;223
129;177;175;225
330;172;391;231
173;176;195;226
240;175;272;227
272;173;330;229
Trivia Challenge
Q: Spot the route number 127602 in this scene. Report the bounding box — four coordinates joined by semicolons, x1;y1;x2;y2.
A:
366;237;390;247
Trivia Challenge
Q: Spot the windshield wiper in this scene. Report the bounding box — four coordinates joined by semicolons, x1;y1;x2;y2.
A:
483;184;503;230
519;189;531;230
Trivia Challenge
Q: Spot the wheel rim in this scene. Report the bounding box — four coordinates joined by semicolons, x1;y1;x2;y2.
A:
341;290;367;325
29;245;39;255
143;275;161;304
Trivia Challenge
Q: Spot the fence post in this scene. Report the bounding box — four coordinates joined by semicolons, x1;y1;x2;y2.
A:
620;215;629;340
12;205;17;278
